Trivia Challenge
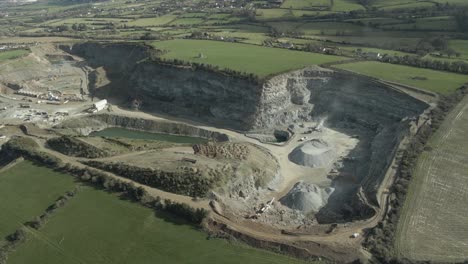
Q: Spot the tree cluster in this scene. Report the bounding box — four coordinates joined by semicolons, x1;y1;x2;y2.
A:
364;85;468;263
1;136;62;167
71;23;88;31
0;229;26;264
47;136;110;158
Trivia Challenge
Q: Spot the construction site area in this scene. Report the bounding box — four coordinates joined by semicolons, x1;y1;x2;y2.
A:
0;42;434;263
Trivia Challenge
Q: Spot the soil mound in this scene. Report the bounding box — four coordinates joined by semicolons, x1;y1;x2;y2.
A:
288;139;335;168
280;181;333;213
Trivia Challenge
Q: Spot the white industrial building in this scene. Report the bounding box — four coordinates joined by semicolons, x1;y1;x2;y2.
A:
90;99;107;113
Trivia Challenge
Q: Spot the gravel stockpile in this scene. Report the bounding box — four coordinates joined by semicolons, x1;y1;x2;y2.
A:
280;181;333;213
288;139;336;168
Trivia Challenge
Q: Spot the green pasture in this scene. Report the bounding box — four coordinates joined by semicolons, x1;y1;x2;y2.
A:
8;186;312;264
127;15;177;27
335;61;468;94
0;161;76;239
450;40;468;60
331;0;365;11
281;0;329;9
152;39;346;77
0;49;30;62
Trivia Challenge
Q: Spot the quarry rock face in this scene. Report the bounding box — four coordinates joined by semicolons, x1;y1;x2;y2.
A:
280;181;333;213
66;43;427;131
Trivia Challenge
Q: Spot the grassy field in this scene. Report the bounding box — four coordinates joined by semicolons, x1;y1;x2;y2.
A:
331;0;365;11
152;39;346;77
0;49;30;62
449;40;468;60
281;0;330;9
0;161;76;239
394;95;468;262
8;185;311;264
335;61;468;94
298;22;364;35
127;15;177;27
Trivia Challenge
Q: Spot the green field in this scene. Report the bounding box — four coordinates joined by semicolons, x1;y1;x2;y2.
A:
0;161;76;239
8;185;310;264
395;95;468;262
0;49;30;62
152;39;346;77
331;0;365;11
449;40;468;60
127;15;177;27
298;22;364;35
281;0;330;9
335;61;468;94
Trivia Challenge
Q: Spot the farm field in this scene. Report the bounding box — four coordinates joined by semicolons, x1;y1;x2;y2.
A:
449;40;468;60
331;0;365;11
394;95;468;262
0;161;76;239
0;49;30;62
152;39;346;77
334;61;468;94
281;0;329;9
8;184;311;264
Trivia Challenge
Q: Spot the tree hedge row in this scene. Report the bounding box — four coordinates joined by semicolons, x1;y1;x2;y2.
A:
150;56;263;85
82;160;217;198
61;164;209;225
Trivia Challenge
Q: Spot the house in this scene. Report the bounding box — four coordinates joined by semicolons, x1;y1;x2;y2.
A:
280;42;294;49
364;52;383;60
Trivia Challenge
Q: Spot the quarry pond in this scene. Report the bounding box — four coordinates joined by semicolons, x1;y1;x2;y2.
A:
90;127;209;144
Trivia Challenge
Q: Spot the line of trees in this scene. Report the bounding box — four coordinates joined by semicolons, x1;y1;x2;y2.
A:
379;54;468;75
82;160;217;198
364;85;468;264
61;164;209;225
151;56;264;85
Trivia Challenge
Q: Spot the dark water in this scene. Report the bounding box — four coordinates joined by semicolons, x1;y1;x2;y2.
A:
90;127;208;144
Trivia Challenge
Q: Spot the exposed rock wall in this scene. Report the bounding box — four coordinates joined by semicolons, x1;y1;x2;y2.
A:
130;61;262;129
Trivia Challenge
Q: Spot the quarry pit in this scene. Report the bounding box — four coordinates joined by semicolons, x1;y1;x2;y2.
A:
0;42;431;262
